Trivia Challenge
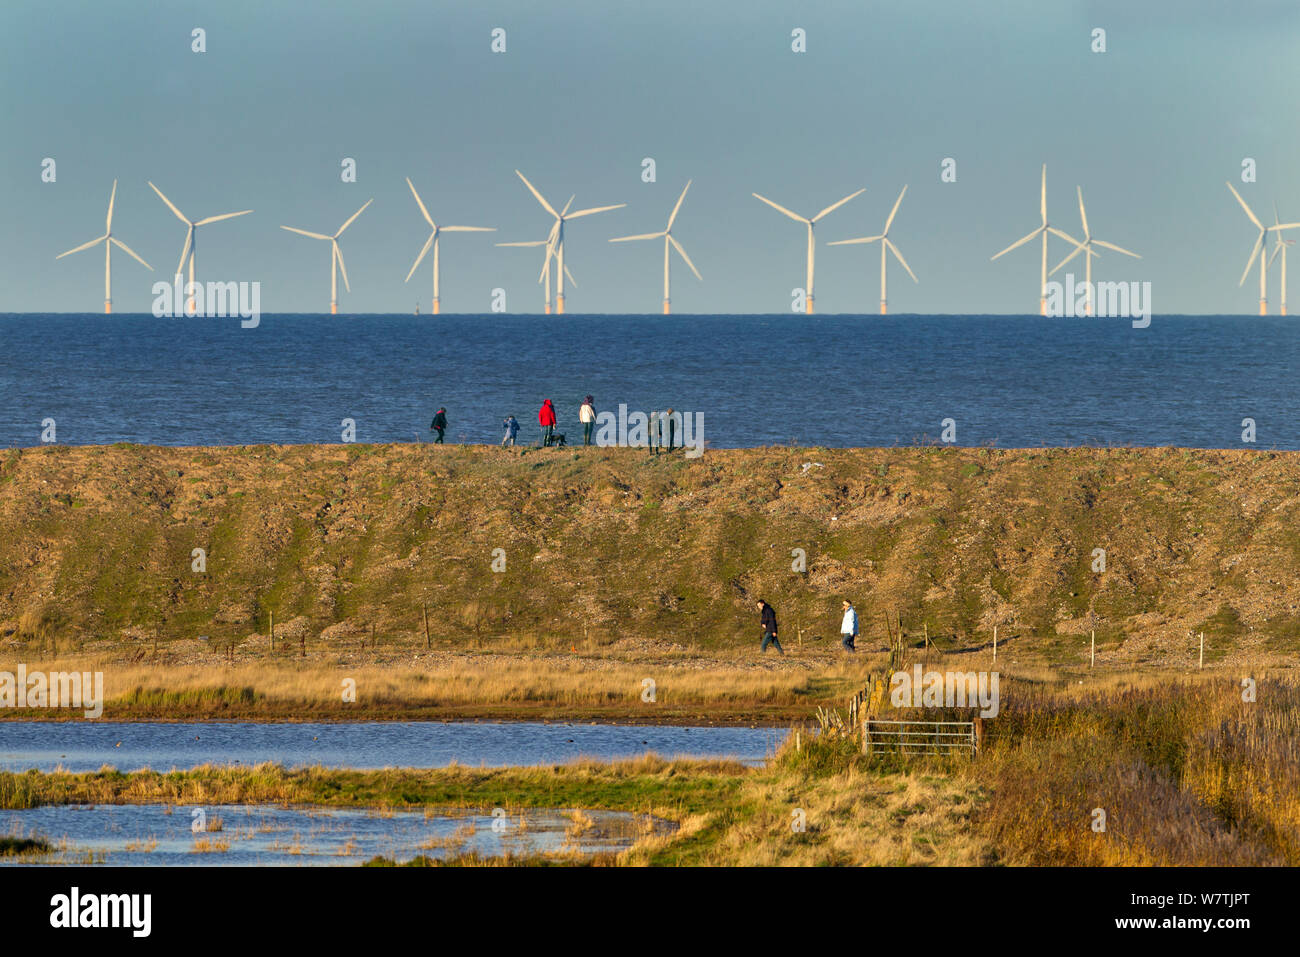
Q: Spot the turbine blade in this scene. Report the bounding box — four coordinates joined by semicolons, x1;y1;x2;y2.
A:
827;235;883;246
564;264;577;289
609;231;665;243
406;177;435;229
991;227;1041;260
1040;165;1047;225
405;232;435;282
334;241;351;293
812;188;864;222
560;196;575;217
1240;233;1264;286
1269;243;1282;266
1077;186;1089;239
497;240;549;247
334;198;372;237
148;182;189;224
516;170;559;220
176;227;193;279
1048;227;1084;249
439;226;495;232
106;180;117;233
1092;238;1140;258
886;239;917;283
882;186;907;234
56;236;105;258
566;203;626;219
1226;181;1263;230
666;180;692;231
753;193;807;223
669;235;702;281
280;226;331;240
1269;222;1300;232
195;210;253;226
110;237;153;270
1050;242;1088;276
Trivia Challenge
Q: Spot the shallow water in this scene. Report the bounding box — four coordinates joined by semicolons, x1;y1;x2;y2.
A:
0;803;670;866
0;720;784;772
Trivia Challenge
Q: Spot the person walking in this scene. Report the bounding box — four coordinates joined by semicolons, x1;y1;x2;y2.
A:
580;395;596;446
840;599;859;653
757;599;783;655
430;407;448;444
539;399;557;446
501;415;520;447
664;407;677;451
648;409;660;455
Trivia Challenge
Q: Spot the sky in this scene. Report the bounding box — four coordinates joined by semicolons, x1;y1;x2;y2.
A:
2;0;1299;315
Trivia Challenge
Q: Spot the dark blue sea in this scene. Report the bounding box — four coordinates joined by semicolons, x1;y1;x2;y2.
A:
1;314;1293;449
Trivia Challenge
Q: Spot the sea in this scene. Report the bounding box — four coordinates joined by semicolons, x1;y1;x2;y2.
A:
0;314;1294;450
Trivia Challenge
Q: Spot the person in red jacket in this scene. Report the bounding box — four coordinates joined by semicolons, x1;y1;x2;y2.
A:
539;399;557;446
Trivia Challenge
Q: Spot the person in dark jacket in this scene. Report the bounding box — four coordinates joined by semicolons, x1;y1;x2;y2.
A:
430;407;448;444
757;599;783;655
539;399;557;446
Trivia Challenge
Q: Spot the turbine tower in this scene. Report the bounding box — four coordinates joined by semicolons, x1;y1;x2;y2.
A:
608;180;702;314
403;177;495;314
1048;186;1141;316
1224;182;1300;315
56;180;153;313
753;187;864;314
280;199;373;314
513;170;624;314
827;185;916;315
990;165;1083;316
149;182;252;315
1269;204;1298;316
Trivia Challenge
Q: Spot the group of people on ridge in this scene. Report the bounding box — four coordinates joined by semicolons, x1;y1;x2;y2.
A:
434;397;683;451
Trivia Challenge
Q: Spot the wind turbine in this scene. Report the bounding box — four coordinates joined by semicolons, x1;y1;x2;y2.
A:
497;210;577;314
990;165;1084;316
608;180;702;314
403;177;494;314
149;182;252;315
513;170;624;314
752;187;863;314
1048;186;1141;316
56;180;153;313
280;200;373;314
1226;183;1300;315
1269;204;1298;316
827;185;915;315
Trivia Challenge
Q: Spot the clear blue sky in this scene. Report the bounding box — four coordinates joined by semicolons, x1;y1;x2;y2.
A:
3;0;1299;314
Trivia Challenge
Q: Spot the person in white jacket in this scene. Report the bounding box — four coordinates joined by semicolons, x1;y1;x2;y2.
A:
580;395;596;446
840;599;859;653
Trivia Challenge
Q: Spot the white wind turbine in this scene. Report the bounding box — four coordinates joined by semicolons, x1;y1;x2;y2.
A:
753;187;864;314
608;180;702;314
827;185;916;315
403;177;494;314
990;165;1084;316
149;182;252;315
513;170;624;314
497;196;580;314
56;180;153;314
1269;205;1298;316
1226;183;1300;315
280;200;373;314
1048;186;1141;316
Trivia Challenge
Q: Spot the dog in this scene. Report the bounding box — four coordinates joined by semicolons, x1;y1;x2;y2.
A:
545;432;567;448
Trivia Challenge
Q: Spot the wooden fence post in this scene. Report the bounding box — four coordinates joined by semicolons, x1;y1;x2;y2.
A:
993;625;998;663
1090;629;1095;669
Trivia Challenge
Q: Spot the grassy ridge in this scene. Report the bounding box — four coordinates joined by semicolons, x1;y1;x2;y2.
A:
2;443;1299;666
